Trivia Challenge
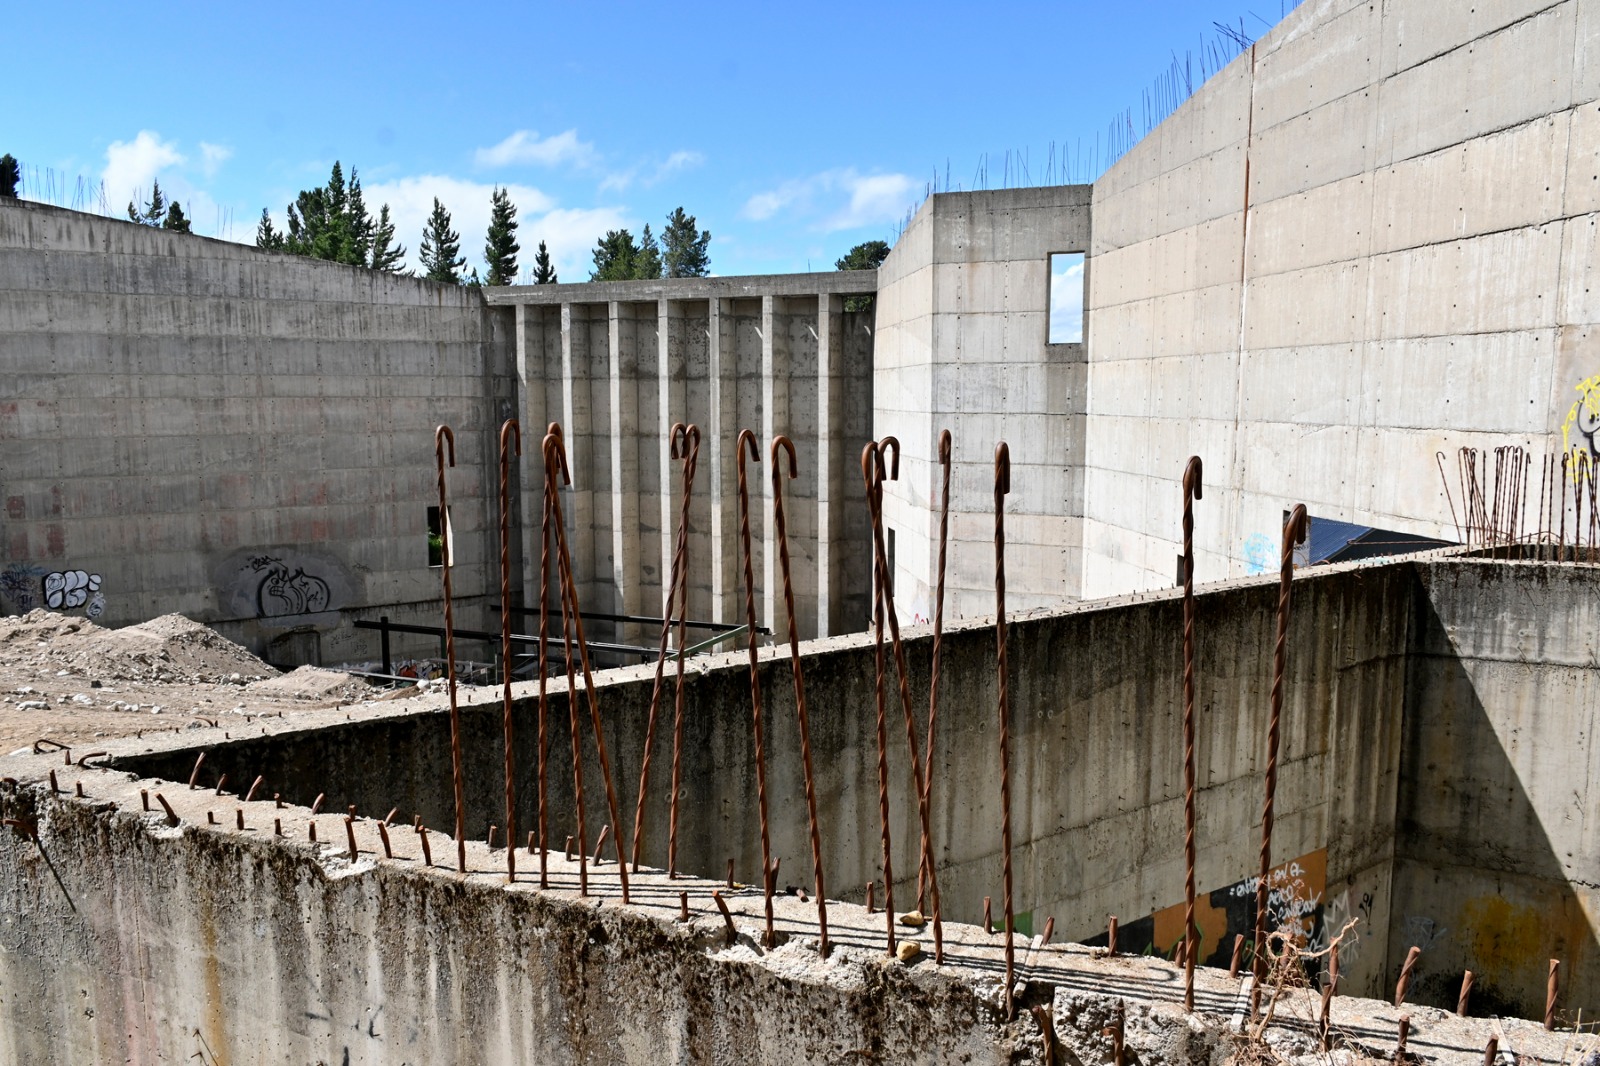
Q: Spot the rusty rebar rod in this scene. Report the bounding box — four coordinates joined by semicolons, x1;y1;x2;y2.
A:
772;435;829;956
546;429;632;904
537;422;561;889
1458;970;1474;1016
667;425;701;880
862;441;897;957
922;428;952;961
499;418;522;883
867;436;942;963
545;430;588;895
1181;455;1203;1012
435;424;468;874
736;430;776;949
995;440;1016;1020
1394;945;1421;1007
630;422;695;872
1254;503;1307;1013
1547;958;1560;1030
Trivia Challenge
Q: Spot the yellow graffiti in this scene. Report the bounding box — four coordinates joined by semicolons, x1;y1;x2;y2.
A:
1460;895;1545;977
1560;374;1600;474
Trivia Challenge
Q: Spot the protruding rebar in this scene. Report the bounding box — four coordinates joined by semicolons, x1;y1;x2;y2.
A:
923;428;952;960
1458;970;1474;1016
772;434;828;956
667;425;701;880
547;430;588;896
1180;455;1203;1012
546;428;631;903
711;890;737;944
994;440;1015;1020
245;775;264;803
435;424;467;874
188;751;205;790
1109;915;1119;956
1394;945;1421;1007
862;441;897;958
735;429;775;948
1547;958;1560;1030
156;793;179;826
632;423;699;876
1254;503;1307;1012
498;418;522;884
537;422;563;889
1229;932;1243;976
866;436;942;964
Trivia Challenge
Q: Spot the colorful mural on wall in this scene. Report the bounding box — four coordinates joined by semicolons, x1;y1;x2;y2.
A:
1560;373;1600;467
1082;848;1327;972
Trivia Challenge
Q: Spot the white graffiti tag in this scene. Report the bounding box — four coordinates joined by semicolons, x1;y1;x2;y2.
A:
44;570;100;610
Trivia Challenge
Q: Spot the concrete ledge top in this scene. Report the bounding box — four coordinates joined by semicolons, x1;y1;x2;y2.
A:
482;269;878;306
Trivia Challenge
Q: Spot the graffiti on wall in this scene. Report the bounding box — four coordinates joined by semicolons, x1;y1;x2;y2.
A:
249;555;332;618
1560;374;1600;467
1242;533;1275;575
0;563;47;612
2;564;105;618
1083;848;1327;972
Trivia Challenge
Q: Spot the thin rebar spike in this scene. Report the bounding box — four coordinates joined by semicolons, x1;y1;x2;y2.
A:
667;426;701;880
1181;455;1203;1012
862;442;897;957
867;437;941;962
1255;504;1307;1015
545;430;588;896
537;423;562;890
1438;451;1462;545
995;441;1016;1020
922;428;952;963
772;435;829;957
736;430;776;948
547;430;631;903
435;424;468;874
499;418;522;883
631;422;696;873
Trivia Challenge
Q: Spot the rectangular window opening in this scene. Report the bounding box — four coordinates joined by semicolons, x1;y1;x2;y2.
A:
1048;252;1085;344
427;506;453;568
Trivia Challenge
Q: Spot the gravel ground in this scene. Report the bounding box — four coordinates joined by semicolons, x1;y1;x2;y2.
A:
0;610;390;754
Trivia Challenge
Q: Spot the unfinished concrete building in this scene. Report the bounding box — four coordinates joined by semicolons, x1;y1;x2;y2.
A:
4;0;1600;1062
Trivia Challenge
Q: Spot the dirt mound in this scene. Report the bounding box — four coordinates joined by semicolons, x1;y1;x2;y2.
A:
246;665;372;702
0;610;276;684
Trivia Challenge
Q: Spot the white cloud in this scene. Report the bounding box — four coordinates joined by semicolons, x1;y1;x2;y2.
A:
1049;255;1085;343
199;142;233;178
474;129;597;169
102;130;185;211
599;149;706;193
740;168;918;232
360;174;623;280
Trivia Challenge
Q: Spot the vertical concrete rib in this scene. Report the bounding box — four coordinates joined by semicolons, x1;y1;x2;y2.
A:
761;294;781;631
815;294;833;636
707;298;728;621
658;298;674;622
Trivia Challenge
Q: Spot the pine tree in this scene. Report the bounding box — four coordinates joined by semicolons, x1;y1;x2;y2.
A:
162;201;192;233
835;240;890;271
484;186;521;285
590;229;639;281
634;223;662;279
281;162;375;265
419;197;466;284
341;168;374;266
662;207;711;277
532;239;558;284
128;180;168;226
0;154;19;198
369;204;406;273
256;209;285;250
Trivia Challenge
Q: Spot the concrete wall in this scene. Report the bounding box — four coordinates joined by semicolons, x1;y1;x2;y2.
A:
1081;0;1600;597
874;186;1092;620
489;274;876;642
1393;559;1600;1018
115;553;1454;1007
0;199;512;666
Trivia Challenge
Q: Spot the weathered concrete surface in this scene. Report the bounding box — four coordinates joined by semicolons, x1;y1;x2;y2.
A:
0;198;513;666
1081;0;1600;595
489;273;876;643
873;185;1092;619
0;768;1575;1066
99;548;1421;1006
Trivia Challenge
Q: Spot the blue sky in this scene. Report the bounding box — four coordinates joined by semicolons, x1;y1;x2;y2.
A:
4;1;1298;281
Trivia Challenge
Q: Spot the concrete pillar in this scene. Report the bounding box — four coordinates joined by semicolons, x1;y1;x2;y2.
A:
608;301;644;642
761;294;786;633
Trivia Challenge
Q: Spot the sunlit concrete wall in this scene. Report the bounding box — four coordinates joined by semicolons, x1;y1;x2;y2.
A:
488;275;876;643
1081;0;1600;596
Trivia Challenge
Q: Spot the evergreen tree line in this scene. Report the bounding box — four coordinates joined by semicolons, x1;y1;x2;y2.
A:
589;207;711;280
